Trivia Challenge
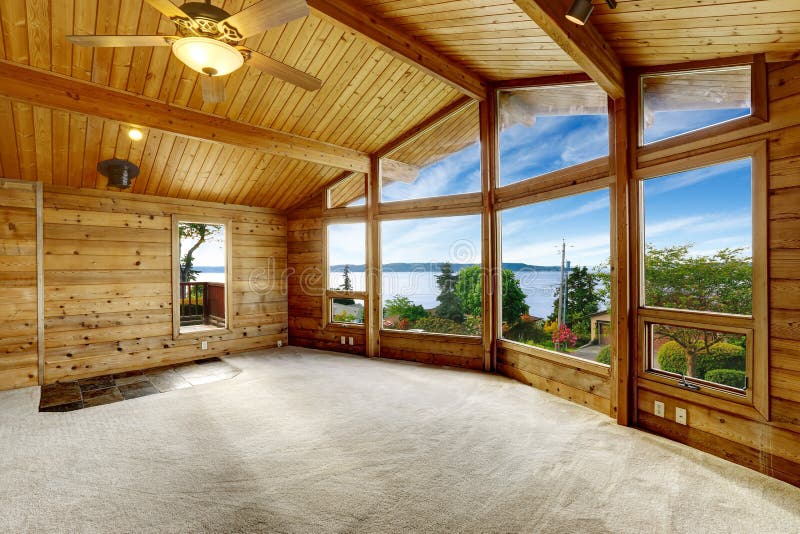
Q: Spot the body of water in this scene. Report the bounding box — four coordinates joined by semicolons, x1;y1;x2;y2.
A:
330;270;570;319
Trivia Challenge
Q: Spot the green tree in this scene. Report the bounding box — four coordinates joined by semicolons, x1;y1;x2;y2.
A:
334;264;355;305
179;223;222;283
384;296;427;322
646;244;752;377
454;266;529;326
549;266;601;339
435;262;463;323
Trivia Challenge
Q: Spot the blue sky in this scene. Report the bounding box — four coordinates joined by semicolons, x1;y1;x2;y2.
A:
328;101;752;271
644;108;750;144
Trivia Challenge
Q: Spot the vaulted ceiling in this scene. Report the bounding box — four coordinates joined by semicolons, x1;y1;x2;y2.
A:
0;0;797;209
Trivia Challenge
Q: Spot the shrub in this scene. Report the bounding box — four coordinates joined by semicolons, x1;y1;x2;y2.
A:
413;317;473;336
704;369;746;389
384;296;428;322
596;345;612;365
657;341;687;375
505;317;546;344
698;342;745;377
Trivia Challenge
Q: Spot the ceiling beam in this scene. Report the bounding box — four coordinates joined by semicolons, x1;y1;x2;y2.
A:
307;0;488;101
513;0;624;99
0;61;370;173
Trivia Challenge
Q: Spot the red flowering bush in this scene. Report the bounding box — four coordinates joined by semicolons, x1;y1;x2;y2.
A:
551;323;578;347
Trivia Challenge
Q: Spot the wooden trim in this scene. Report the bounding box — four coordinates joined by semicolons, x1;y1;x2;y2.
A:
380;328;482;345
0;61;370;173
632;54;759;77
326;290;367;299
376;97;476;159
495;157;610;206
491;72;593;90
376;192;483;220
480;96;497;372
308;0;487;101
366;156;381;357
637;307;754;331
497;339;611;378
610;95;633;424
633;141;767;181
512;0;624;99
495;165;611;211
35;181;44;386
321;206;367;220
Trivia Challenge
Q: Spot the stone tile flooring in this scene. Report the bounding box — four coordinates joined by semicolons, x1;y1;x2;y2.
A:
39;357;240;412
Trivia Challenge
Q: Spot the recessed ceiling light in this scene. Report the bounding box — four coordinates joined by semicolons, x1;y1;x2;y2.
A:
128;128;143;141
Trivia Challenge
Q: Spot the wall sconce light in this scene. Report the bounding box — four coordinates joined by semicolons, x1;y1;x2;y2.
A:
566;0;617;26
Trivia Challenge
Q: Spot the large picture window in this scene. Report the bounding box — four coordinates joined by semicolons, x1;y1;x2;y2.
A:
636;144;767;410
381;215;481;336
498;83;609;187
499;188;611;366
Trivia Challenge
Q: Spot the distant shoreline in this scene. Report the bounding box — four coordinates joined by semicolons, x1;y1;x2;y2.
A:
330;262;566;273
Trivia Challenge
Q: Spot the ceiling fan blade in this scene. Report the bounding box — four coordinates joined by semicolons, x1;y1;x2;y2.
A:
143;0;188;20
220;0;309;39
241;48;322;92
201;75;227;103
67;35;176;48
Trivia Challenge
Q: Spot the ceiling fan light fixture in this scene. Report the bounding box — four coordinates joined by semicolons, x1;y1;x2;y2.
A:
172;37;244;76
566;0;594;25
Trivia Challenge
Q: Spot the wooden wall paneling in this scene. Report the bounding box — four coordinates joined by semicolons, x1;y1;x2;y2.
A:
0;178;39;390
39;186;287;383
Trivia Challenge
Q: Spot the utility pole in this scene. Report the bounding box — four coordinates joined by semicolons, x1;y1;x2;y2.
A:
556;239;566;351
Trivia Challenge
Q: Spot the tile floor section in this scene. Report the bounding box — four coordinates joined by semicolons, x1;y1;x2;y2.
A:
39;357;240;412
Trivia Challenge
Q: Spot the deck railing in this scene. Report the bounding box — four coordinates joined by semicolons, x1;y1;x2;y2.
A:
179;282;226;327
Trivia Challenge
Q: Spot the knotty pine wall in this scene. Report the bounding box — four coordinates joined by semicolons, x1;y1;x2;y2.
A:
0;179;39;390
633;61;800;486
0;185;288;389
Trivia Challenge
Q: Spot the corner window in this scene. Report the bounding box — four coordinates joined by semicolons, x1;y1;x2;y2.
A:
327;222;366;327
174;219;230;336
641;66;752;145
498;83;609;187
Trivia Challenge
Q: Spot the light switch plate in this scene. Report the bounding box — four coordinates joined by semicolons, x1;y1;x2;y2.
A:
675;407;687;425
201;341;208;350
340;336;346;344
654;400;665;418
348;337;354;345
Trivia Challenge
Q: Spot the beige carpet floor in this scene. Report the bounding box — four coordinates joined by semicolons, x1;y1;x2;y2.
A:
1;347;798;533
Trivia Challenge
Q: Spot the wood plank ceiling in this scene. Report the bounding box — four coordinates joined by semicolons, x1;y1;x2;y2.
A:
0;0;471;209
0;1;798;209
592;0;800;65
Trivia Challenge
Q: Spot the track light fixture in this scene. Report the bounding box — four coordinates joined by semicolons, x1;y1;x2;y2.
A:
566;0;617;26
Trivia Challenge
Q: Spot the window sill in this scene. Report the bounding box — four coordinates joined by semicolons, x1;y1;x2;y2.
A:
498;339;611;377
175;325;231;340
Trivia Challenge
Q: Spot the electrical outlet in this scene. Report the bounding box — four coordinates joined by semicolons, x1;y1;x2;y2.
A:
675;407;687;425
276;340;282;348
340;336;346;344
348;336;354;345
654;400;665;418
201;341;208;350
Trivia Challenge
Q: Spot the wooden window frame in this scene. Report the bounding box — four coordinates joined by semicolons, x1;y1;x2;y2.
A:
171;215;233;340
322;219;367;331
631;141;769;420
636;55;768;153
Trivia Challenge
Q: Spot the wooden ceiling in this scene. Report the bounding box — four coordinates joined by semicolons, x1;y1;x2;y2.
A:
0;0;798;209
593;0;800;65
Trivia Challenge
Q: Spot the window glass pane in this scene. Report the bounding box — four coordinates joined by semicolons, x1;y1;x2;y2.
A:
498;83;609;187
647;323;747;390
642;159;752;315
328;173;366;208
328;223;366;291
499;189;611;365
642;66;751;145
381;102;480;202
381;215;481;336
331;298;365;325
178;222;226;332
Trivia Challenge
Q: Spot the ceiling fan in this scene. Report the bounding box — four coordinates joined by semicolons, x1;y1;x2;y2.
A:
67;0;322;103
